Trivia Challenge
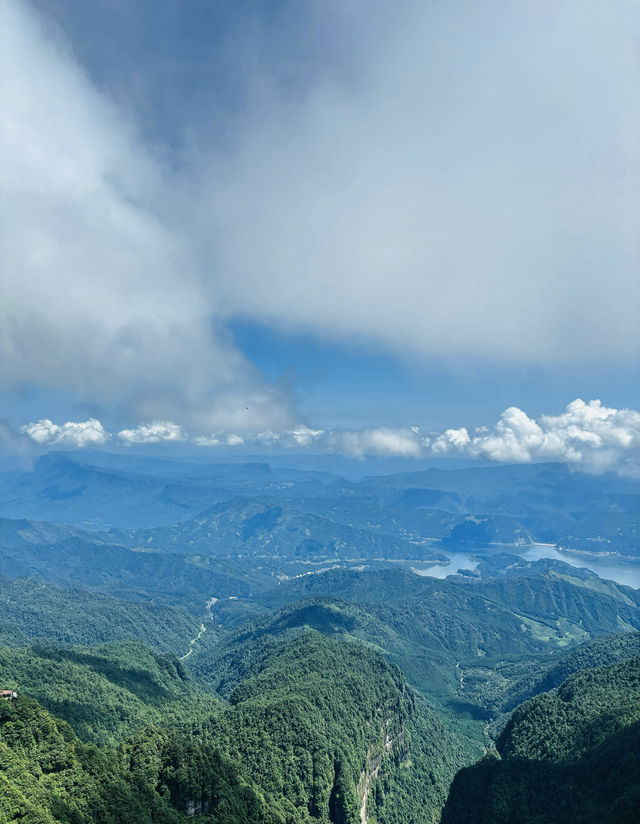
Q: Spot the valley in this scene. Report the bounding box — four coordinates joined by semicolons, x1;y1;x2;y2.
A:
0;454;638;822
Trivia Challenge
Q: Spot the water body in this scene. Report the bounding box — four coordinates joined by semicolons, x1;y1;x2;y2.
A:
520;544;640;590
413;544;640;589
412;551;478;579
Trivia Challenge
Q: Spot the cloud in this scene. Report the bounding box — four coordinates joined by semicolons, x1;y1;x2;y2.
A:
21;418;109;447
22;399;639;472
0;0;293;433
2;0;638;437
328;427;423;459
289;426;325;447
197;0;639;365
117;421;186;444
433;399;640;473
192;432;246;447
431;428;471;455
192;434;222;447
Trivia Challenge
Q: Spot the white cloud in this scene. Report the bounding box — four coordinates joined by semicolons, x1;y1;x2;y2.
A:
117;421;185;444
328;427;424;459
0;0;293;433
18;399;640;472
431;428;471;454
192;432;245;447
226;434;245;446
288;426;325;447
192;434;222;447
21;418;109;447
2;0;638;438
433;399;640;472
254;431;281;446
198;0;639;365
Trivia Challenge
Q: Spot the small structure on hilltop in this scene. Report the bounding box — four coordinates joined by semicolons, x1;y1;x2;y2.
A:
0;689;17;701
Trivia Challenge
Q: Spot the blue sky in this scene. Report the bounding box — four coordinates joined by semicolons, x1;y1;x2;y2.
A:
230;319;640;431
1;1;639;468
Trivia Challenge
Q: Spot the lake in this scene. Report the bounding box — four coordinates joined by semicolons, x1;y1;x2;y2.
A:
413;543;640;589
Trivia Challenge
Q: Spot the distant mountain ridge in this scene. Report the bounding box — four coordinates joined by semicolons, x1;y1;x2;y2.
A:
109;495;445;562
1;455;637;555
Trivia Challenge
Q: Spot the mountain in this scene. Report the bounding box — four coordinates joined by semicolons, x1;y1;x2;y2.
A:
459;630;640;737
0;691;264;824
109;495;446;562
187;562;640;762
251;564;640;657
199;631;473;823
0;641;218;745
3;456;637;555
0;453;343;528
4;624;639;822
0;574;200;653
322;463;640;554
0;519;275;610
442;653;640;823
0;516;89;547
0;631;470;824
0;453;203;528
0;454;639;820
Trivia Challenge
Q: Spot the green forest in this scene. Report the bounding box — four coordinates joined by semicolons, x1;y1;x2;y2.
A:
2;610;640;822
1;458;639;822
0;633;472;823
442;654;640;823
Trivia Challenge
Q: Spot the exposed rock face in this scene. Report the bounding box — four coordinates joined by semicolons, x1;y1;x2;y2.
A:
357;714;408;824
186;798;210;817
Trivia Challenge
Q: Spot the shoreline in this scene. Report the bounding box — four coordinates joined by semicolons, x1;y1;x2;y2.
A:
554;544;640;563
425;539;640;566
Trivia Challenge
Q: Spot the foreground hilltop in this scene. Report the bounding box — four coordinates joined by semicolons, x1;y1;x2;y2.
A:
0;633;468;824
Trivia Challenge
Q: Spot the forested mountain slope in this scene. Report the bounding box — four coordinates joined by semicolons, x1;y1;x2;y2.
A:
0;575;200;652
193;566;640;760
0;536;263;611
442;654;640;823
0;693;267;824
200;631;473;823
460;630;640;733
231;565;640;710
0;631;469;824
0;641;219;745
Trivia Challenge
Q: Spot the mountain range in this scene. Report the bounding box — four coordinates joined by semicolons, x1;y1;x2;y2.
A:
0;455;638;822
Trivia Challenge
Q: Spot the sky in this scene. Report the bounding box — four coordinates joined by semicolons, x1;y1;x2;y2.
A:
1;0;639;470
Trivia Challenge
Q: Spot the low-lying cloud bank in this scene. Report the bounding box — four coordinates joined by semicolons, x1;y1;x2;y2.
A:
22;418;110;449
20;399;640;474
